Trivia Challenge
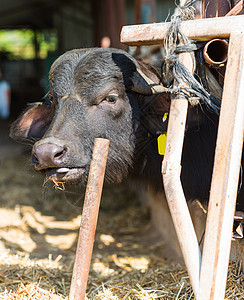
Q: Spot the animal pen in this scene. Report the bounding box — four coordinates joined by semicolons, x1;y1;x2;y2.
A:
67;1;244;300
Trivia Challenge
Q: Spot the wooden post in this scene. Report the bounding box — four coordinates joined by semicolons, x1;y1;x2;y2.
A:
162;45;201;299
69;138;110;300
93;0;126;49
199;32;244;300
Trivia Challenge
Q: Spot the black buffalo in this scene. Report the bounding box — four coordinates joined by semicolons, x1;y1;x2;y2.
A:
10;48;244;263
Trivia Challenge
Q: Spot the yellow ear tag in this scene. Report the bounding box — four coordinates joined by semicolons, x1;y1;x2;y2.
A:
162;112;168;122
157;133;167;155
157;113;168;155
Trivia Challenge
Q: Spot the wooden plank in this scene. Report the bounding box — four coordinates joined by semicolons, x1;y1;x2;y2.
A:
120;15;244;45
69;138;110;300
199;32;244;300
162;44;201;299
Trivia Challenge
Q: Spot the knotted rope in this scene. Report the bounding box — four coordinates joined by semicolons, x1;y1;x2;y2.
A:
162;0;221;113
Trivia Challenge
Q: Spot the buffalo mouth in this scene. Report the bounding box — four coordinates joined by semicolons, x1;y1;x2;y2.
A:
40;167;86;185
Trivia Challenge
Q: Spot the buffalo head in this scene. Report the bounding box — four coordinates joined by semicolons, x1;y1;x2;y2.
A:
10;48;171;185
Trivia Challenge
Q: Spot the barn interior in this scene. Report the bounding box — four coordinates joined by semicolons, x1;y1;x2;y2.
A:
0;0;175;118
0;0;243;299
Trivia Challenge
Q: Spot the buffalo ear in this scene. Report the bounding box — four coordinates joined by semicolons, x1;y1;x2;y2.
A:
10;103;53;141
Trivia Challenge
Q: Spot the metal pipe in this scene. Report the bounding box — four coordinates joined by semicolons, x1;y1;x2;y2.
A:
203;39;228;67
162;45;201;299
69;138;110;300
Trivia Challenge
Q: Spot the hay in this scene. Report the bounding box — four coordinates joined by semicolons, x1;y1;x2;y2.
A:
0;252;69;299
0;154;243;299
52;180;66;191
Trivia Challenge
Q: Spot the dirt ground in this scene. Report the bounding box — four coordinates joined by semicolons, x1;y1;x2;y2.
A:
0;120;243;299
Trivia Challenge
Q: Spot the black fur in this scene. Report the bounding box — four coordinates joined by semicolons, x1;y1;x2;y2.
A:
10;48;243;211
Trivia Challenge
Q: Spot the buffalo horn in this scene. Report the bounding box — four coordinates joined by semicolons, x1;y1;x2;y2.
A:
131;67;169;95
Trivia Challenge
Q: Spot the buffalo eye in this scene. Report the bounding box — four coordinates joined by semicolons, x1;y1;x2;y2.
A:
103;94;118;104
41;93;54;107
48;94;54;103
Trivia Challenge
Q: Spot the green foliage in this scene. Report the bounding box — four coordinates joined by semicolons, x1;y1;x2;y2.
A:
0;29;58;60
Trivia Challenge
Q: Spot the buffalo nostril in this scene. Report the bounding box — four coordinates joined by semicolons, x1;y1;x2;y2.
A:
54;147;67;159
32;152;39;165
33;143;68;169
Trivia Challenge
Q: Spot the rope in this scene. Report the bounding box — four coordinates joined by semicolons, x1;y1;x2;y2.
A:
162;0;221;114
